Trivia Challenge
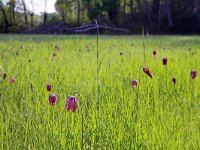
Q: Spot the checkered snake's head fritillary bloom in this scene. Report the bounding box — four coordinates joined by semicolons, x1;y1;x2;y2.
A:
65;96;78;112
172;77;176;85
10;77;16;84
132;79;138;87
162;57;167;65
191;70;197;79
143;67;153;78
47;84;52;92
49;94;57;106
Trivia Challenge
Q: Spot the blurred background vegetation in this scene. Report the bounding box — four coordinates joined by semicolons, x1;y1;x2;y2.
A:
0;0;200;34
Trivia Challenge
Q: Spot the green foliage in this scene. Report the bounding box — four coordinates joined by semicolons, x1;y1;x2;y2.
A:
55;0;74;23
1;0;200;33
87;1;103;20
0;35;200;149
46;13;61;24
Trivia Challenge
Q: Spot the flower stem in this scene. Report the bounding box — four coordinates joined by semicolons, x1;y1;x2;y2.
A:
142;26;146;66
95;20;100;111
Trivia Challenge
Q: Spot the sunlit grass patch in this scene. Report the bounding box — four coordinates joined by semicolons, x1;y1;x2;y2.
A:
0;35;199;149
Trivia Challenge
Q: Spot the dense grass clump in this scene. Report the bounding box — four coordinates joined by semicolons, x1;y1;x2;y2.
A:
0;35;200;149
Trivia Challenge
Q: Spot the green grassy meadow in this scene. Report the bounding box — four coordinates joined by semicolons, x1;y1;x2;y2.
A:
0;35;200;149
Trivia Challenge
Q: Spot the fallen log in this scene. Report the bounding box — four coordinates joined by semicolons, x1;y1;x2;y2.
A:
74;25;129;33
74;23;95;30
29;23;129;34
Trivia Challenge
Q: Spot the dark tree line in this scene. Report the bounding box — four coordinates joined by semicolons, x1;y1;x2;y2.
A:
1;0;200;34
54;0;200;33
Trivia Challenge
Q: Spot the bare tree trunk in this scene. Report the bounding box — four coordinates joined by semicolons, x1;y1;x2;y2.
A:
137;0;141;13
77;0;80;25
30;13;33;26
167;0;173;27
12;1;15;24
43;13;47;25
30;0;34;28
129;0;134;19
157;2;162;30
43;0;47;25
144;0;151;26
123;0;126;21
123;0;126;14
0;1;9;32
151;0;160;31
61;10;65;23
196;10;200;32
9;3;12;23
21;0;28;25
81;0;85;22
151;0;160;21
8;0;15;24
60;2;66;23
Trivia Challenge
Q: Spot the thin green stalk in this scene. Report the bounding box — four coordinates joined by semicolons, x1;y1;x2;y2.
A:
134;66;142;124
165;66;168;89
142;25;146;66
136;66;141;110
190;78;194;101
95;20;100;111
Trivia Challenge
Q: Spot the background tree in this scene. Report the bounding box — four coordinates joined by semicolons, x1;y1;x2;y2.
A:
102;0;120;24
20;0;27;25
7;0;16;25
1;0;200;34
0;0;8;32
167;0;173;27
77;0;80;25
55;0;73;24
151;0;160;32
30;0;34;28
43;0;47;25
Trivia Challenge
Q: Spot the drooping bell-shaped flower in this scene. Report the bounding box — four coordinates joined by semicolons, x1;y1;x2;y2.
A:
191;70;197;79
47;84;52;91
163;57;167;65
143;67;153;78
49;94;57;106
172;77;176;85
153;50;156;56
65;96;78;112
3;73;7;80
10;77;16;83
132;79;138;87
